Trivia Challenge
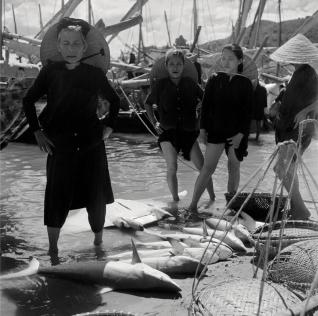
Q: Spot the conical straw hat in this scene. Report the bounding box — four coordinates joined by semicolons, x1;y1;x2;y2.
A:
40;19;110;73
150;56;198;88
270;33;318;65
200;52;258;86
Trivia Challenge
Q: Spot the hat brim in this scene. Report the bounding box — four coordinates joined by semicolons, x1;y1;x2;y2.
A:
269;33;318;66
150;57;198;87
200;52;258;85
40;22;110;73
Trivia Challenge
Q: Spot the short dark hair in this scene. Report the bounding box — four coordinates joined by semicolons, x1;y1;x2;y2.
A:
57;17;90;38
222;43;244;73
165;49;185;65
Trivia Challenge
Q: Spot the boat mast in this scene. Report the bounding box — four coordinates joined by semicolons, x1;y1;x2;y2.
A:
193;0;198;42
88;0;91;24
276;0;282;75
253;0;266;48
0;0;3;60
11;4;17;33
164;10;172;47
137;0;144;63
38;4;43;30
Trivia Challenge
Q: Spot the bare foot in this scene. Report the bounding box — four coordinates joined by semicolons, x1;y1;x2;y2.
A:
94;231;103;246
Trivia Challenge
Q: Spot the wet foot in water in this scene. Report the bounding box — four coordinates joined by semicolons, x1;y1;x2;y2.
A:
94;231;103;246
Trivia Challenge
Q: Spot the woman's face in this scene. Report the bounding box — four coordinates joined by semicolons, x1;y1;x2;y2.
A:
221;48;241;74
166;55;184;79
57;29;87;64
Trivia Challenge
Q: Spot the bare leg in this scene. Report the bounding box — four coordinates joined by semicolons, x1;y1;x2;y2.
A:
190;141;215;201
47;226;60;254
94;230;103;246
227;146;241;194
188;143;224;211
160;141;179;202
256;121;261;140
274;146;311;219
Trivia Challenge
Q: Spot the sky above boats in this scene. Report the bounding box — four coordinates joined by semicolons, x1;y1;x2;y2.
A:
2;0;317;58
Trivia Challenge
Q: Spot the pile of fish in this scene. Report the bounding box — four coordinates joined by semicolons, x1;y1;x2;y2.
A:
0;206;257;294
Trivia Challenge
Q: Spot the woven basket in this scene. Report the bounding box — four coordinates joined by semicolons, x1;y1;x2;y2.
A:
192;278;301;315
225;192;287;221
268;239;318;292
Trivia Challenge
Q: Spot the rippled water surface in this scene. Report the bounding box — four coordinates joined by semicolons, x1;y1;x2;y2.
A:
1;132;318;315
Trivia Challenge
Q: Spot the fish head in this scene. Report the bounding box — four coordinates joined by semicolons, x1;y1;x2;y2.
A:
103;261;180;291
135;262;181;292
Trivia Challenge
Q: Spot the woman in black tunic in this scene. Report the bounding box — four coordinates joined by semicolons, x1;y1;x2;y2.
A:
145;49;215;206
187;44;253;213
23;18;120;255
270;34;318;220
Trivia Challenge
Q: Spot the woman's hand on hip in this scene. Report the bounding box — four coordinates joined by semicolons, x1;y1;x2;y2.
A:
34;130;54;155
227;133;243;149
103;126;113;142
154;122;163;135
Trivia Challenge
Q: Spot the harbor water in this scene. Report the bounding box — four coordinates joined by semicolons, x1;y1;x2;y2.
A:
1;132;318;315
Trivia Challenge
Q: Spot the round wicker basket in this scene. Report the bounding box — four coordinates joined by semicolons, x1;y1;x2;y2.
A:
191;278;301;315
268;239;318;292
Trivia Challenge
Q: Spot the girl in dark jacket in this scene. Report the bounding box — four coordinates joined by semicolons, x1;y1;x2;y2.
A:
187;44;253;214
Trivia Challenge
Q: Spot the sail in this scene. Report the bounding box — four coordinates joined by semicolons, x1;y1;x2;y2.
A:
2;38;40;63
292;10;318;36
95;15;143;38
107;0;149;43
35;0;84;39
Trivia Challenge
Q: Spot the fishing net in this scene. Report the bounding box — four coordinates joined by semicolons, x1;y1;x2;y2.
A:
191;278;301;315
268;239;318;292
224;192;287;221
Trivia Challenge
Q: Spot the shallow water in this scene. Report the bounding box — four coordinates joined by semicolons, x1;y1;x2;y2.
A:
1;132;318;315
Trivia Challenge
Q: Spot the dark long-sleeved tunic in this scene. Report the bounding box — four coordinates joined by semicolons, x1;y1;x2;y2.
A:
22;62;120;226
253;83;267;121
200;72;253;142
275;64;318;148
146;77;203;131
23;62;120;152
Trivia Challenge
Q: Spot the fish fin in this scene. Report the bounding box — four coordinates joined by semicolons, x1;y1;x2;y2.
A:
183;237;201;248
167;237;185;255
202;219;208;238
131;239;142;264
0;257;40;280
120;217;144;231
143;228;167;240
98;286;114;294
150;208;173;219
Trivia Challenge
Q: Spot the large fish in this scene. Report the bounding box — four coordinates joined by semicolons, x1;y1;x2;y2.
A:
63;193;186;233
179;224;248;253
204;218;254;246
122;240;205;275
0;244;181;292
143;229;232;259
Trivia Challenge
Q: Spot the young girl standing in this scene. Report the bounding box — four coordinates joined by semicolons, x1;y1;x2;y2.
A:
145;49;215;207
187;44;253;214
23;18;120;255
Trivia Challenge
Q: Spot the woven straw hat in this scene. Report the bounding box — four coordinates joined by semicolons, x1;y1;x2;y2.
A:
40;19;110;73
200;52;258;86
270;33;318;65
149;56;198;87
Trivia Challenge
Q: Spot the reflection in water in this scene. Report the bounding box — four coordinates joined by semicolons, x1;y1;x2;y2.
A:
1;133;318;315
